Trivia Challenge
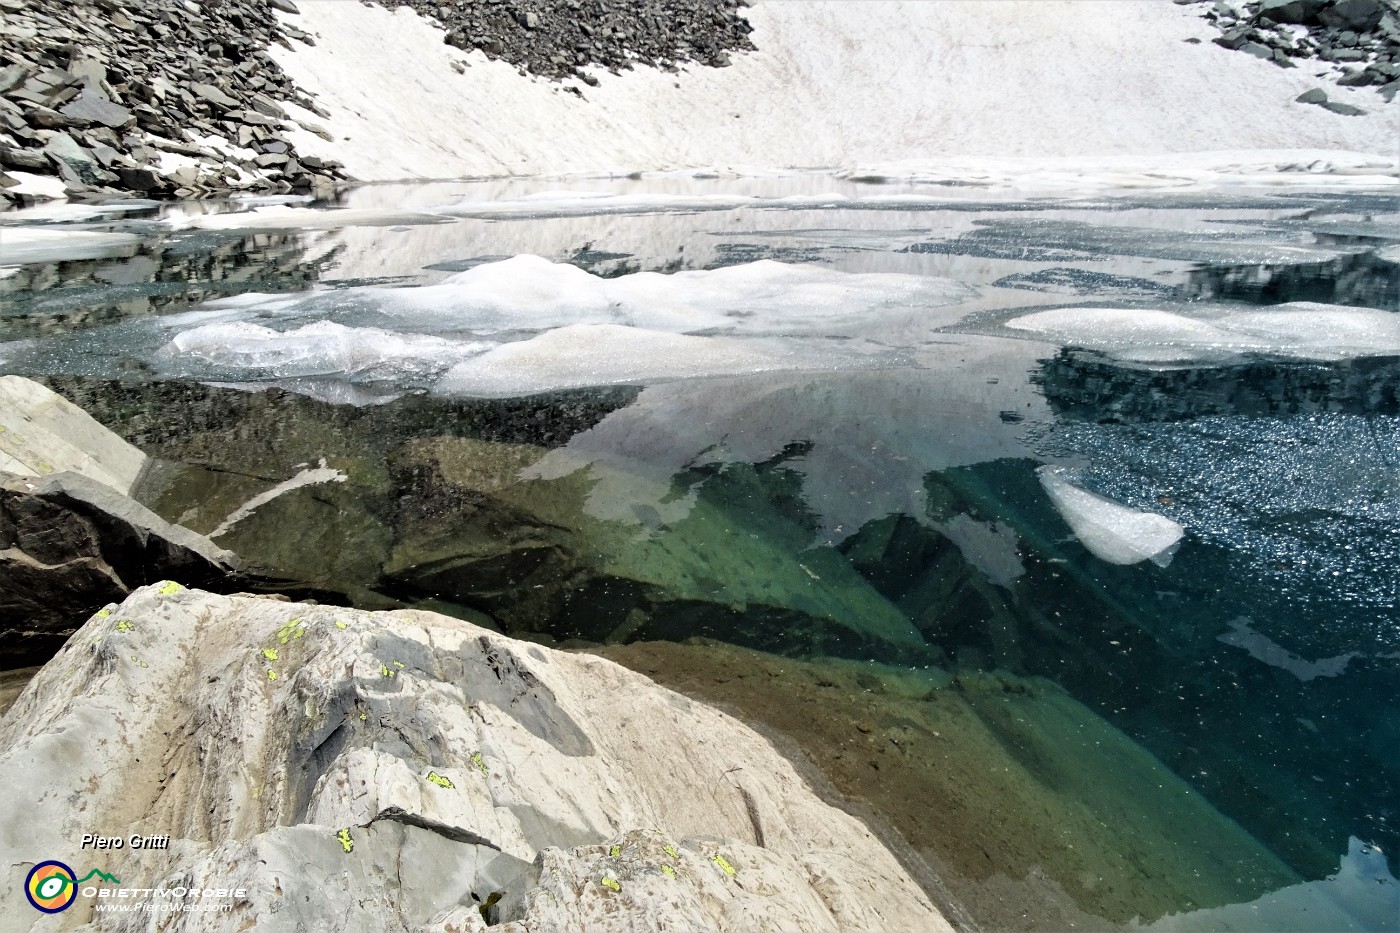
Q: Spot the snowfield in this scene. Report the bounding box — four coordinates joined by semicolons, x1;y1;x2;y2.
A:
268;0;1399;184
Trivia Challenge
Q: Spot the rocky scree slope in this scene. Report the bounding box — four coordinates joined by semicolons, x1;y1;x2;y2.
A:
1183;0;1400;111
0;0;351;206
388;0;754;83
0;0;755;206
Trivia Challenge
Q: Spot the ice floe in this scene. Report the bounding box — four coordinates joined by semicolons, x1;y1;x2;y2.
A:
1038;466;1184;567
0;227;143;266
434;323;826;397
156;320;486;384
1005;303;1400;365
162;204;455;231
162;255;974;341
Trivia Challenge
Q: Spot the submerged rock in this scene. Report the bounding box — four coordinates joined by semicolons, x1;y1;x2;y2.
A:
0;470;236;666
596;639;1302;930
0;375;147;494
0;586;949;931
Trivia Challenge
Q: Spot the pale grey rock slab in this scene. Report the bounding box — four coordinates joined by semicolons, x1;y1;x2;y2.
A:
0;587;950;932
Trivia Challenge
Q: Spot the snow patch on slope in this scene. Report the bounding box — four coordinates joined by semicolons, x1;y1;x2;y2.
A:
267;0;1400;182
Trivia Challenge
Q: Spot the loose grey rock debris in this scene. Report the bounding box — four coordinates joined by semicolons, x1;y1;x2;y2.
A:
0;0;347;206
386;0;757;84
1181;0;1400;99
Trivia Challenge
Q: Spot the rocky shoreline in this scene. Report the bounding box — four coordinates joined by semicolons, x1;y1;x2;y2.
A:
0;584;952;931
0;371;955;929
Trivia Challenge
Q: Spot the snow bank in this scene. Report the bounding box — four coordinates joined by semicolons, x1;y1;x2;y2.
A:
1006;303;1400;365
268;1;1400;183
1038;467;1184;566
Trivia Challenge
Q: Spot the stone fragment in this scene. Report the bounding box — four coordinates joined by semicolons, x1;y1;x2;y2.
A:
0;63;31;95
1322;99;1367;114
1319;0;1386;30
249;92;286;118
58;90;134;128
189;80;240;109
0;145;47;171
116;165;162;189
0;475;237;666
27;105;86;129
41;131;105;183
1257;0;1328;24
230;108;281;125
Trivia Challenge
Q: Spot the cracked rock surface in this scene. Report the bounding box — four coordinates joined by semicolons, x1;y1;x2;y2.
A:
0;585;949;932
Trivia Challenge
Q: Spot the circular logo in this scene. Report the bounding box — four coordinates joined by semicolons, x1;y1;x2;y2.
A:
25;861;77;913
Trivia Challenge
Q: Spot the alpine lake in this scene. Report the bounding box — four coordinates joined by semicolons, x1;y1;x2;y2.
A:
2;174;1398;931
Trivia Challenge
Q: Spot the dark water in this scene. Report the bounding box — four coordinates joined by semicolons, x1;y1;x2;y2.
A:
2;178;1399;930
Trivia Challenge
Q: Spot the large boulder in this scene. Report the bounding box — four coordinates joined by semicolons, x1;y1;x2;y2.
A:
1317;0;1387;29
0;471;236;665
0;587;950;932
1257;0;1329;24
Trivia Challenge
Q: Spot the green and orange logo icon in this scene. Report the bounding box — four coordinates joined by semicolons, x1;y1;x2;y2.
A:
24;861;121;913
25;861;78;913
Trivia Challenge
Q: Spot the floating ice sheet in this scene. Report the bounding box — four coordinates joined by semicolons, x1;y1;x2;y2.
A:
1038;466;1184;567
0;227;143;265
156;320;487;384
163;255;975;341
434;324;832;397
161;205;455;232
1006;302;1400;365
4;256;977;399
